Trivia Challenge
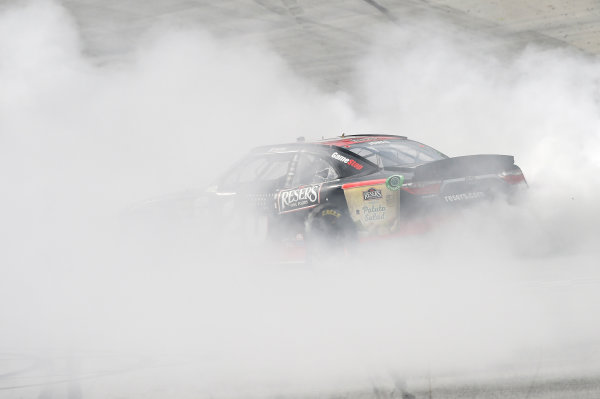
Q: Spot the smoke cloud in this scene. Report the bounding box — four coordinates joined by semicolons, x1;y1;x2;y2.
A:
1;1;600;397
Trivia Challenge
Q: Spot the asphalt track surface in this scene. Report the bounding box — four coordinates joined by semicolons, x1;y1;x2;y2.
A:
61;0;600;91
2;352;600;398
3;0;600;398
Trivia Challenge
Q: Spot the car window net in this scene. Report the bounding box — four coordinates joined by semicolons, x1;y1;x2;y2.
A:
292;153;338;185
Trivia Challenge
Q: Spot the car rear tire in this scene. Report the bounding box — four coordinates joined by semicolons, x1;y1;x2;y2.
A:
304;204;356;263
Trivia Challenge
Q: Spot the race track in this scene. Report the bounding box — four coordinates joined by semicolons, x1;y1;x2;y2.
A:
2;0;600;398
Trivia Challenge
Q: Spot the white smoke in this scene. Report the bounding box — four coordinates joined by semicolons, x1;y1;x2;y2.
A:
1;1;600;397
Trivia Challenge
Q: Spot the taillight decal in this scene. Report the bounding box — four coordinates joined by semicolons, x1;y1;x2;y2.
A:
500;169;527;185
502;174;526;184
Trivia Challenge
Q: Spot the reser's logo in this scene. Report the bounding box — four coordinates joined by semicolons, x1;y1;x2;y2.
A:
331;152;363;170
363;187;382;200
280;185;319;206
278;184;322;213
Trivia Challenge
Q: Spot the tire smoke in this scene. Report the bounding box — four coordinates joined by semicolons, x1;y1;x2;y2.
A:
1;1;600;397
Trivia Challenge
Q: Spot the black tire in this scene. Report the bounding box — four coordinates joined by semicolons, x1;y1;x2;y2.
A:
304;204;356;262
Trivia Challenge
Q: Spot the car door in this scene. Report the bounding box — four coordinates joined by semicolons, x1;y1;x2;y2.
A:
201;151;296;243
273;151;340;237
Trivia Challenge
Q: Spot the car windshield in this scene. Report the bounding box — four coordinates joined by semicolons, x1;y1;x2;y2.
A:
346;139;447;167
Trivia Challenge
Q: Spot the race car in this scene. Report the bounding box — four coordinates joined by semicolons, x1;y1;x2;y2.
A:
195;134;527;253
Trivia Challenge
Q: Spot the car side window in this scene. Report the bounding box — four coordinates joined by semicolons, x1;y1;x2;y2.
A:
351;147;379;165
291;152;338;186
220;153;294;191
237;157;270;183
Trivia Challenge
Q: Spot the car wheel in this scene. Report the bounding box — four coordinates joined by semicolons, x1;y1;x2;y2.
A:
304;204;356;262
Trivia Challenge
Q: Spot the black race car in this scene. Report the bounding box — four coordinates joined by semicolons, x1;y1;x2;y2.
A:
195;134;527;253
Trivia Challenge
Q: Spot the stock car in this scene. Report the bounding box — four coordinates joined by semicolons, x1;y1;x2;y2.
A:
196;134;527;253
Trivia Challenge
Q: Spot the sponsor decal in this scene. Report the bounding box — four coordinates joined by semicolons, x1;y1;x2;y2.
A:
444;192;485;202
322;209;341;218
343;182;399;231
331;152;363;170
367;140;390;145
363;187;383;201
362;204;386;221
385;175;404;191
278;184;322;213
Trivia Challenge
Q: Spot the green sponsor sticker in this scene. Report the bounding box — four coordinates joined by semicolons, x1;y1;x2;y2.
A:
386;175;404;191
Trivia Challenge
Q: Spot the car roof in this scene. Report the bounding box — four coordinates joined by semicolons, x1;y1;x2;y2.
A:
251;134;408;153
314;134;408;148
249;135;396;176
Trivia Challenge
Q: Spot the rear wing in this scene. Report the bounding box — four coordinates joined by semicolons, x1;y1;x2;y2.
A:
412;155;515;180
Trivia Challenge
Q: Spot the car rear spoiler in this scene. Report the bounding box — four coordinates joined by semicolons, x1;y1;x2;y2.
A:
414;155;515;180
384;155;516;180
